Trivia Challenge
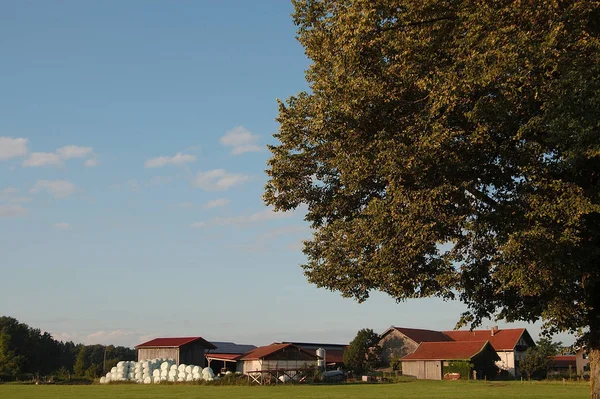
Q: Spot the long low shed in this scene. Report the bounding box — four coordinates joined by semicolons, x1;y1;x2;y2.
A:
402;341;500;380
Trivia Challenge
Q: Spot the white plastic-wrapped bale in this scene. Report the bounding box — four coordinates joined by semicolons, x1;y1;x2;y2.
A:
111;367;118;374
192;365;200;374
185;373;194;382
185;365;192;374
168;369;177;377
143;376;152;384
100;376;106;384
160;361;170;371
152;369;160;377
170;364;178;371
178;364;186;372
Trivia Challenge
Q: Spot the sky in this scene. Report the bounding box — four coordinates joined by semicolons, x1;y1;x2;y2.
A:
0;1;574;349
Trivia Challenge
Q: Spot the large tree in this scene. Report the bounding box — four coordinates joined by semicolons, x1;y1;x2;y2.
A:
264;0;600;396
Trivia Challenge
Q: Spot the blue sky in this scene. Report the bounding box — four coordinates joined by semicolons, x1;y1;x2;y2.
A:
0;1;573;348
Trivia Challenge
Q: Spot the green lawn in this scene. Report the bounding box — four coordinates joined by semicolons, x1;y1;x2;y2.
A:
0;381;590;399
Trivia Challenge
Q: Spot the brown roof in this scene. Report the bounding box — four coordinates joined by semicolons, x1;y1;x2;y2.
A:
386;327;451;343
324;349;345;364
239;343;318;361
135;336;217;349
442;328;530;351
402;341;497;361
552;355;576;368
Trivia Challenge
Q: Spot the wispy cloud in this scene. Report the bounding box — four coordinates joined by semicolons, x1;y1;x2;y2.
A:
0;204;28;218
56;145;93;159
55;222;71;230
220;126;262;155
145;152;196;168
0;187;31;203
23;145;96;168
84;158;99;167
30;180;76;199
190;207;298;228
202;198;231;209
192;169;250;191
0;137;28;160
23;152;63;167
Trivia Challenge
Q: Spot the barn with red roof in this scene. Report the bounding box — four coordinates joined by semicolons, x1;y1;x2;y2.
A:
378;326;535;377
135;336;216;367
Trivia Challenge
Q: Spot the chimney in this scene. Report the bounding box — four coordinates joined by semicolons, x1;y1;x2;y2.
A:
491;326;499;336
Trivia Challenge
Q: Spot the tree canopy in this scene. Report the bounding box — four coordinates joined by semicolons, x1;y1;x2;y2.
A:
0;316;135;381
343;328;381;374
264;0;599;394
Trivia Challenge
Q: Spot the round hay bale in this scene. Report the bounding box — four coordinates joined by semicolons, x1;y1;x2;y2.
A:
143;376;152;384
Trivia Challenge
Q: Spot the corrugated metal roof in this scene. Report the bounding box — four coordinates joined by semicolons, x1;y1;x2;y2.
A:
442;328;530;351
402;341;496;361
209;341;257;354
239;343;318;361
135;336;217;349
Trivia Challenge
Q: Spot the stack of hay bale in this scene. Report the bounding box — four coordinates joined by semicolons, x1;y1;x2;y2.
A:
99;359;217;384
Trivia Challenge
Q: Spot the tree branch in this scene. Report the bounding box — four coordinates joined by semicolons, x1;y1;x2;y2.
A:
465;186;499;209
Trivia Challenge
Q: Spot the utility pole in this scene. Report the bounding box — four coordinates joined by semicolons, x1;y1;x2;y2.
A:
103;345;107;374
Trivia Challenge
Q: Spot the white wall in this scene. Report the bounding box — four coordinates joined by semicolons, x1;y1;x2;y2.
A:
495;351;516;376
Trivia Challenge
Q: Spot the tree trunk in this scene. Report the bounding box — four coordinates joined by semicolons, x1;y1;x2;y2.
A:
590;348;600;399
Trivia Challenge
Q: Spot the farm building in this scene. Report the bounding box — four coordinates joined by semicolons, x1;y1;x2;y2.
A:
135;336;216;366
443;327;534;376
237;343;318;374
576;348;590;374
401;341;499;380
379;326;534;376
378;327;451;365
549;355;577;375
282;342;347;368
205;341;257;373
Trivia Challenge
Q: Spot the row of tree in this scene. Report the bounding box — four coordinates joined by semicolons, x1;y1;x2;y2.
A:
0;316;135;381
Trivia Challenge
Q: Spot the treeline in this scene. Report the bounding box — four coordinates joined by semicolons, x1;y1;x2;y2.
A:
0;316;135;381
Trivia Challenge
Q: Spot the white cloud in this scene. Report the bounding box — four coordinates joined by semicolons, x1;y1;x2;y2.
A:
145;152;196;168
0;137;28;160
30;180;76;198
220;126;262;155
193;207;299;228
202;198;231;209
23;152;63;167
214;208;291;225
2;187;19;195
0;187;31;203
84;158;98;167
192;169;250;191
22;144;96;168
56;145;93;159
0;204;27;218
55;222;71;230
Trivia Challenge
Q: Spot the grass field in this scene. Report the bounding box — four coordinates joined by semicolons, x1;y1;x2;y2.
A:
0;381;590;399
